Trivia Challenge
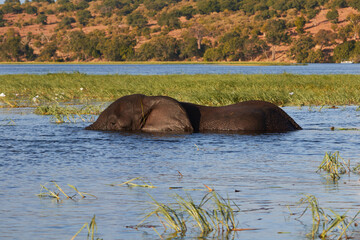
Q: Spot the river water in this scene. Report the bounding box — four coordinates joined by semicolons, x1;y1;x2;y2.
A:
0;63;359;75
1;106;360;239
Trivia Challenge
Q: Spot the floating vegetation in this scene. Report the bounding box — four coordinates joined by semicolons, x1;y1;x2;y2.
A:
316;152;350;181
108;177;156;188
0;118;15;125
35;104;102;123
71;215;102;240
37;181;97;202
330;127;360;131
294;194;360;239
138;191;253;237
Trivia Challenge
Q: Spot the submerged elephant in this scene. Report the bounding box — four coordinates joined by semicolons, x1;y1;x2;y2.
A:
85;94;301;133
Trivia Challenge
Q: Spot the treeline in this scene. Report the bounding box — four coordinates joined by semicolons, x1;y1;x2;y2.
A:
1;0;360;62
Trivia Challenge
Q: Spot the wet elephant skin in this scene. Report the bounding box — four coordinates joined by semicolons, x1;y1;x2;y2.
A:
85;94;302;133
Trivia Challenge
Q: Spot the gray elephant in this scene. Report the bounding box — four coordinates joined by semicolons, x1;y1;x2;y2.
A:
85;94;301;133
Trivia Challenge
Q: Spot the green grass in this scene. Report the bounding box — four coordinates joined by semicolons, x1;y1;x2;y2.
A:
1;73;360;107
139;191;245;236
316;152;350;181
71;215;102;240
37;181;97;202
34;104;103;123
294;194;360;239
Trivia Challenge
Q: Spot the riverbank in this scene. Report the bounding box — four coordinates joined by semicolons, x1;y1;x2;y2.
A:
0;61;291;66
1;73;360;107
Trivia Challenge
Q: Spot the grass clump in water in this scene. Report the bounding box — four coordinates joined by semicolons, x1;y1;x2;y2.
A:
108;177;156;188
71;215;102;240
35;104;103;123
139;191;251;237
316;151;350;181
294;194;360;239
37;181;97;202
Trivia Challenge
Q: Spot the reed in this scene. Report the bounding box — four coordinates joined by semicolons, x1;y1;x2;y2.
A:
1;73;360;107
37;181;96;202
71;215;102;240
295;194;360;239
35;104;102;123
139;191;241;236
316;152;350;181
108;177;156;188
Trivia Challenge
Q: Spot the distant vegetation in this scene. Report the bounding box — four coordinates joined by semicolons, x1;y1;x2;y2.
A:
0;0;360;62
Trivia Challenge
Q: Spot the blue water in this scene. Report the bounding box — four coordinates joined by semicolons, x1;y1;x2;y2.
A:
1;106;360;239
0;63;359;75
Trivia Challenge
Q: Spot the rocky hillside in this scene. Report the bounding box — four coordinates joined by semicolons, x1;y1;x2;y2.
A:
0;0;360;62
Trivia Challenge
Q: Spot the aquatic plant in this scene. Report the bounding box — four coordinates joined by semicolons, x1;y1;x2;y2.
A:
71;215;102;240
37;181;96;202
35;104;102;123
1;73;360;106
316;151;350;181
139;191;245;236
294;194;360;239
108;177;156;188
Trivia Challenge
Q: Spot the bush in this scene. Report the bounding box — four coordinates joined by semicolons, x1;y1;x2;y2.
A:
127;12;147;28
76;9;92;26
326;9;339;23
36;14;48;25
158;12;180;30
58;16;76;29
197;0;220;14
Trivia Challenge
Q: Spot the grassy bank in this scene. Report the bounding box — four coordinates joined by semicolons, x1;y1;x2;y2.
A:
1;73;360;107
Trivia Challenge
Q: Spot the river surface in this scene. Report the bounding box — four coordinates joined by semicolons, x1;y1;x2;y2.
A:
1;106;360;239
0;63;359;75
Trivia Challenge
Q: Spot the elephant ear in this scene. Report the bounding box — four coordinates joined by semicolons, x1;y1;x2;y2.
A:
140;96;193;132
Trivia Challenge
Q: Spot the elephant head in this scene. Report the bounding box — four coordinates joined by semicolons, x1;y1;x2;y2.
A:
85;94;193;132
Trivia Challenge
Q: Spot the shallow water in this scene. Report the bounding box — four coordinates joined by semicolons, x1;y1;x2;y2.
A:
1;106;360;239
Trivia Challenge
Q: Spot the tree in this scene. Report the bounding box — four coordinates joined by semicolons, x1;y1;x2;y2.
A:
349;0;360;10
36;14;48;25
135;36;180;61
38;42;58;61
346;13;360;40
263;19;290;60
295;16;306;34
289;35;317;63
179;36;205;59
0;13;6;27
197;0;220;14
101;35;136;61
314;29;336;49
127;12;148;29
333;40;356;62
158;12;181;30
76;9;92;26
189;22;208;50
0;28;35;61
326;9;339;23
57;16;75;30
63;30;89;60
25;5;38;14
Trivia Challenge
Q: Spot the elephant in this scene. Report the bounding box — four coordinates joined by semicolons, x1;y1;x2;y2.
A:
85;94;302;133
